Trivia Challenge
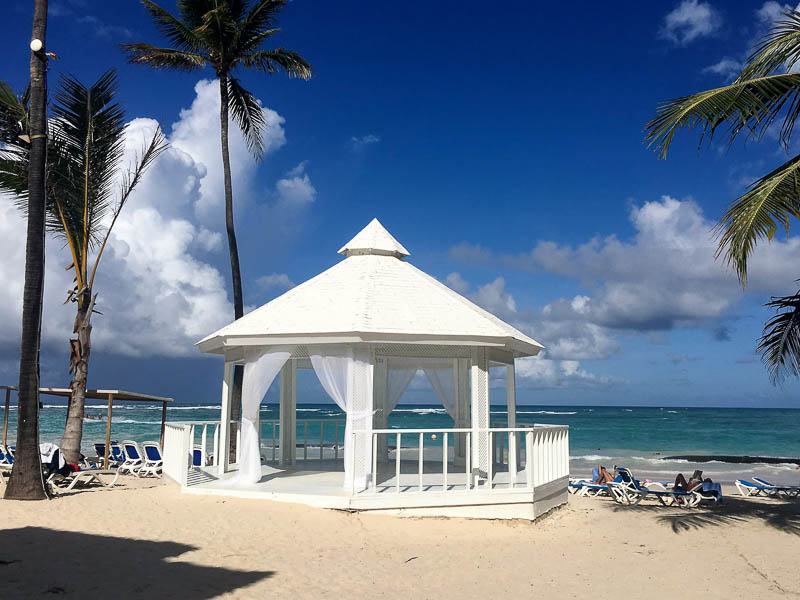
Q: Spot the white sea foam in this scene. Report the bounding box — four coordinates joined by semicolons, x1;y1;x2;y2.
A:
570;455;612;462
393;408;447;415
518;410;577;415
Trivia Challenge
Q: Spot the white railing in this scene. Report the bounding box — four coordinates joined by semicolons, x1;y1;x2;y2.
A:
260;419;345;462
162;423;192;484
359;425;569;495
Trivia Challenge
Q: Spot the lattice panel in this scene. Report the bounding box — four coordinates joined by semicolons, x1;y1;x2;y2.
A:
375;343;473;359
470;348;490;481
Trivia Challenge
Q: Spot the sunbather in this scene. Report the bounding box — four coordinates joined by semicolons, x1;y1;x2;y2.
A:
674;469;704;492
594;465;616;484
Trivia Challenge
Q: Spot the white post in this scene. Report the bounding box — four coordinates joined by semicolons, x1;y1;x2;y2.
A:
218;361;234;475
453;358;469;465
373;356;389;463
470;348;490;483
506;363;517;482
279;360;296;466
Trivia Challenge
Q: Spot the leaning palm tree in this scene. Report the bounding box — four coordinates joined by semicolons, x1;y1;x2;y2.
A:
0;69;167;463
3;0;49;501
645;10;800;384
123;0;311;422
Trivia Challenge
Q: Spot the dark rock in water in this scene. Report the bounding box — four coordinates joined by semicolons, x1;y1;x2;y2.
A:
663;455;800;465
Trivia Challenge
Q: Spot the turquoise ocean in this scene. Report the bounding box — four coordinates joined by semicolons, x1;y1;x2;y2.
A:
3;402;799;484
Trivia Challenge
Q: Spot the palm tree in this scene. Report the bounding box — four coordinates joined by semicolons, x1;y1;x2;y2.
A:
645;10;800;384
123;0;311;423
3;0;49;501
0;70;167;464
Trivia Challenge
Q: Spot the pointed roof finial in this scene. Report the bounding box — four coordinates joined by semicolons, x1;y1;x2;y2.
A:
338;218;410;258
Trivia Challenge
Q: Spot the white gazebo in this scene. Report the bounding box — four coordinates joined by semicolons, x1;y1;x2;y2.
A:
162;219;570;520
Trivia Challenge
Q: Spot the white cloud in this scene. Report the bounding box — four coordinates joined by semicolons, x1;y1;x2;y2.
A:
661;0;722;45
756;1;795;26
170;79;286;222
274;162;316;207
256;273;295;292
0;77;313;361
350;134;380;149
444;273;614;387
451;196;800;334
515;356;613;389
702;57;742;80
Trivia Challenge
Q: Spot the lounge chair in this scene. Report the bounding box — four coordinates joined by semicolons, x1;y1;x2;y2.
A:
568;467;614;497
50;468;120;491
752;477;800;498
139;442;163;478
119;440;144;475
0;444;10;465
110;443;126;467
736;479;776;497
609;467;722;507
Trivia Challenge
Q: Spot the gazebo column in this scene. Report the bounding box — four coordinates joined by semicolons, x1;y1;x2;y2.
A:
506;362;518;479
470;348;490;483
348;347;375;491
454;358;469;465
279;360;297;466
373;356;389;464
218;362;234;475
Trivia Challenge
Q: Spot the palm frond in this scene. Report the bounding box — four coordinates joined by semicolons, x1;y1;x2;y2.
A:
237;0;286;48
738;10;800;81
227;76;266;157
646;73;800;157
0;81;29;145
715;154;800;283
88;125;168;288
123;43;206;70
176;0;217;28
240;48;312;79
140;0;204;52
758;289;800;384
52;70;127;256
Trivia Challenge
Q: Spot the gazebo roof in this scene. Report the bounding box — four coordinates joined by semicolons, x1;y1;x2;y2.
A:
198;219;544;356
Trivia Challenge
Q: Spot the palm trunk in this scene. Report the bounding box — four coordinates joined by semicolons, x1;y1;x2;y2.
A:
5;0;49;501
60;288;93;464
219;74;244;450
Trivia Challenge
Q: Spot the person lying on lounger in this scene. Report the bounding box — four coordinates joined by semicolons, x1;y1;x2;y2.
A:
674;470;707;492
594;465;616;484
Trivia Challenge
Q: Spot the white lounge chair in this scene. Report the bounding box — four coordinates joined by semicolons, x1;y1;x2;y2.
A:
50;468;120;491
119;440;144;475
139;442;163;478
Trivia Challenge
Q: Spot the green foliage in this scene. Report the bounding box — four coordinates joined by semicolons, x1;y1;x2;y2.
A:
759;290;800;383
644;9;800;383
124;0;312;159
0;69;167;291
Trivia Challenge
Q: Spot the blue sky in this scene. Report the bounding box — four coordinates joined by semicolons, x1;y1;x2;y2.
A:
1;0;799;407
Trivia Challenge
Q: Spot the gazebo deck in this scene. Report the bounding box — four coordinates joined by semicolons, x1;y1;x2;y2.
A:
181;456;564;519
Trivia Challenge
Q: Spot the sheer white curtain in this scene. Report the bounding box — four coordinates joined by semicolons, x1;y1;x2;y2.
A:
232;348;293;485
386;359;417;414
423;361;457;420
310;347;374;489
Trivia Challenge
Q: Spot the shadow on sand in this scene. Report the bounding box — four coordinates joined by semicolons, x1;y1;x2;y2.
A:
0;527;273;598
613;496;800;535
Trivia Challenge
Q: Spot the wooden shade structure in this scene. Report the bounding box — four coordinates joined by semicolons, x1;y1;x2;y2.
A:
0;386;173;468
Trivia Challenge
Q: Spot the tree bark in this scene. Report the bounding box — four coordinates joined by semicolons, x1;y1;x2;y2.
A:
218;75;244;449
5;0;49;501
60;288;93;464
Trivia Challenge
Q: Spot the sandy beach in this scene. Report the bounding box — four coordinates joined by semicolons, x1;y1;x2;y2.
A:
1;477;798;599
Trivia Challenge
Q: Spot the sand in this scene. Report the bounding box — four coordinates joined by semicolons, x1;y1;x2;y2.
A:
1;477;799;599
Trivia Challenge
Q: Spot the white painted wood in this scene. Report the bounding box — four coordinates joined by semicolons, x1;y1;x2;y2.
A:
218;362;234;474
443;432;448;492
418;433;424;492
279;360;296;466
198;221;544;357
470;348;490;481
506;364;517;482
395;432;401;493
